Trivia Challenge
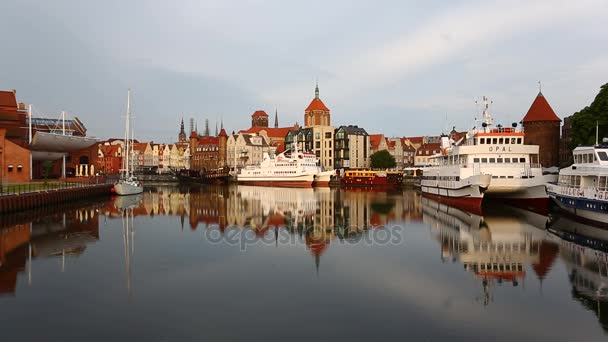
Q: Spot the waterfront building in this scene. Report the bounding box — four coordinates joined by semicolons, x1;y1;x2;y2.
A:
189;125;228;172
414;142;441;167
522;91;561;168
226;132;274;169
0;90;31;182
96;143;123;174
334;125;370;171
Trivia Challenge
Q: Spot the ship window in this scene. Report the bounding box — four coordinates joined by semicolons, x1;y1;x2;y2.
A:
499;138;503;144
480;138;485;144
598;151;608;161
520;158;525;162
497;158;503;163
474;158;480;163
512;158;518;163
505;138;510;144
481;158;488;163
489;158;496;163
492;138;498;144
517;138;522;144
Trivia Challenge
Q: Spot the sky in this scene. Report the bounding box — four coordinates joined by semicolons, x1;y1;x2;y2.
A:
1;0;607;143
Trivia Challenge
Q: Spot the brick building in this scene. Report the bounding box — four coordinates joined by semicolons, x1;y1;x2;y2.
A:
560;115;573;167
190;126;228;172
522;91;561;168
0;90;31;183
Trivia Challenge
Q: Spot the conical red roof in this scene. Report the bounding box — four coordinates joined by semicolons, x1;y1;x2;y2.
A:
218;128;227;137
305;98;330;112
522;92;561;123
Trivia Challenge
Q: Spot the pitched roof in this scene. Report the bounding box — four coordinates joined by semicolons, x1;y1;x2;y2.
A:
522;92;561;123
416;143;441;156
0;91;17;110
338;125;368;135
240;125;297;139
404;136;423;144
305;98;330;112
369;134;384;148
198;136;219;146
218;128;228;137
251;110;268;117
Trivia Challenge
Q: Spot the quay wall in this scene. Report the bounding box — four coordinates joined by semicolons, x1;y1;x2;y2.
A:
0;184;112;215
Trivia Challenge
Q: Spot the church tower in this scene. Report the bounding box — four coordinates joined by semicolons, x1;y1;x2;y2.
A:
522;88;561;167
178;118;187;143
304;82;330;127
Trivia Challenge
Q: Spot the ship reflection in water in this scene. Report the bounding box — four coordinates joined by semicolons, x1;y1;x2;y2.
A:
1;185;608;340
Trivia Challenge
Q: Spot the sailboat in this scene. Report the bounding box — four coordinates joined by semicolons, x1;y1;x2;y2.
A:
114;89;144;195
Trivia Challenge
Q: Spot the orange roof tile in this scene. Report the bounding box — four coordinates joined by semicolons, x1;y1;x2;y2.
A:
369;134;384;148
522;92;560;123
305;98;330;112
219;128;228;137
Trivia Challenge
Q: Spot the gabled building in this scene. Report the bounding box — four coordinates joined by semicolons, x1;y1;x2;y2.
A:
522;91;561;167
415;143;441;167
226;132;274;169
0;90;30;182
334;125;370;170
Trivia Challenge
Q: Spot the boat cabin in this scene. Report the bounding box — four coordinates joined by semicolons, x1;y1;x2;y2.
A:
572;146;608;165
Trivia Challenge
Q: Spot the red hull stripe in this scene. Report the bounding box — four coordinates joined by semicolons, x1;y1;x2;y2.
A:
313;181;330;187
238;181;313;188
422;192;483;215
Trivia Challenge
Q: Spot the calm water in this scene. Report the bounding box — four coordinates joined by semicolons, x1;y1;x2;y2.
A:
1;185;607;341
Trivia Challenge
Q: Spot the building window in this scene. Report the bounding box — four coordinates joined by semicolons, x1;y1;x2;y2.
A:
8;165;14;172
315;141;320;148
17;165;23;172
315;133;320;139
325;132;331;139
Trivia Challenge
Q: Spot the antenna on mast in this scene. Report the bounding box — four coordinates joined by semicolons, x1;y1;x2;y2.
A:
596;121;599;146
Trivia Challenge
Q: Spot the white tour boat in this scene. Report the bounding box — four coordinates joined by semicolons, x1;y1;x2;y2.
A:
546;144;608;225
114;89;143;196
237;143;322;188
422;96;557;211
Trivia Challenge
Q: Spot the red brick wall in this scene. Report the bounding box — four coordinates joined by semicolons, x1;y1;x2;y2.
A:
523;121;560;168
0;129;31;183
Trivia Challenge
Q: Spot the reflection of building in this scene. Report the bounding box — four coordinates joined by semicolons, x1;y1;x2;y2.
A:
0;204;101;295
425;198;558;304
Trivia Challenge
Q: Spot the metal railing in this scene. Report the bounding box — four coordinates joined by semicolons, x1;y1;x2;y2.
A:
0;177;112;196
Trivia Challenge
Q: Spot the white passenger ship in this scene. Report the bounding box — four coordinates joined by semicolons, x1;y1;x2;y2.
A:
546;145;608;225
422;97;557;211
237;144;323;188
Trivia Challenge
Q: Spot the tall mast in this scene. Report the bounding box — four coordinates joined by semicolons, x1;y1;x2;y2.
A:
123;89;131;177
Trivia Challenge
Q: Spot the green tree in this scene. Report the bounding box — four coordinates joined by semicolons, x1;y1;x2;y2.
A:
569;83;608;148
370;149;396;169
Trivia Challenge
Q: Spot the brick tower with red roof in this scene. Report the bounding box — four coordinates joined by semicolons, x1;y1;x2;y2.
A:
522;90;561;167
304;82;330;127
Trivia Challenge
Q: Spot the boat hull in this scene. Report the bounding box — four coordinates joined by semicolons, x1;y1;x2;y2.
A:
421;174;491;212
114;182;144;196
549;193;608;226
237;174;315;188
313;170;335;187
341;173;403;187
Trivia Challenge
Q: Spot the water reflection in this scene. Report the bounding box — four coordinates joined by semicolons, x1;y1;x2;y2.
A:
0;203;102;295
3;186;608;339
548;215;608;331
424;197;558;305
